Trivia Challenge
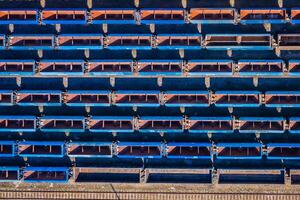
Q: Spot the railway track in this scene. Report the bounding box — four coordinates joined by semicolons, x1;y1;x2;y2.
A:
0;191;300;200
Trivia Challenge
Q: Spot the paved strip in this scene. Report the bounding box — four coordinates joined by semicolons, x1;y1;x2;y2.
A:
1;191;300;200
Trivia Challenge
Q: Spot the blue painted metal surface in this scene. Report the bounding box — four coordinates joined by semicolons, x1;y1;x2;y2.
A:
156;34;202;50
239;117;285;133
188;116;233;133
288;60;300;76
57;34;103;50
138;116;183;133
267;143;300;160
0;90;13;106
140;8;185;24
189;8;236;24
0;9;38;24
0;60;35;76
39;116;85;132
0;34;5;50
137;59;182;76
41;9;87;24
289;117;300;134
117;141;162;158
88;60;133;76
114;90;160;107
91;8;136;24
237;59;285;76
265;91;300;107
0;141;15;157
164;90;210;107
217;168;285;184
187;59;233;76
216;142;262;159
89;116;133;132
204;34;272;50
0;116;36;132
0;2;299;185
23;167;69;183
16;90;62;106
214;91;260;107
68;141;113;157
239;8;286;24
291;8;300;24
0;166;20;182
39;60;84;76
106;34;152;50
65;90;110;107
18;141;65;157
166;142;212;159
9;34;54;50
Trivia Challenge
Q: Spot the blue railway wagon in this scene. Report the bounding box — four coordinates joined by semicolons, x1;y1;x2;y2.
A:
216;143;262;159
239;9;286;24
0;167;20;182
289;117;300;134
9;34;54;50
267;143;300;159
146;168;213;184
23;167;69;183
288;60;300;76
0;116;36;132
217;168;285;184
38;60;84;76
189;8;236;24
237;59;285;76
91;9;136;24
0;60;35;76
0;90;13;106
140;8;185;24
164;91;210;107
68;142;113;158
137;59;182;76
0;141;16;157
117;142;163;158
138;116;183;133
290;9;300;24
156;34;202;50
204;34;272;50
41;9;87;24
290;169;300;184
89;116;134;132
106;34;152;50
238;117;285;133
188;117;233;133
187;60;233;76
166;142;212;159
0;35;5;49
57;34;103;50
88;60;133;76
277;34;300;50
39;116;85;132
114;90;160;107
64;90;110;107
0;9;38;24
265;91;300;107
16;90;62;106
73;167;142;183
213;91;261;107
18;141;65;158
